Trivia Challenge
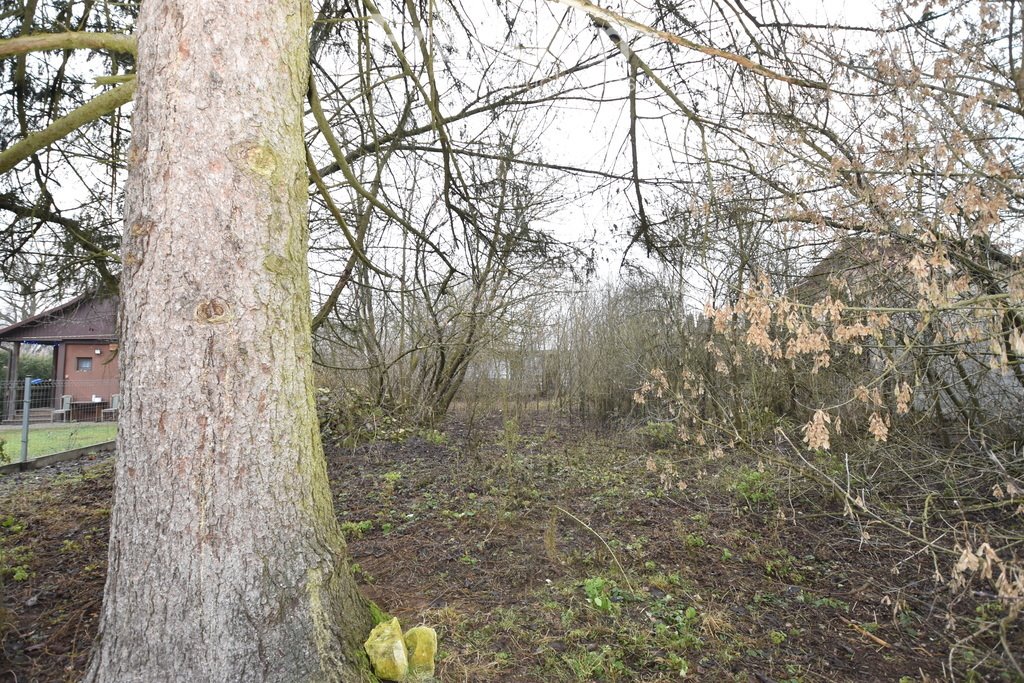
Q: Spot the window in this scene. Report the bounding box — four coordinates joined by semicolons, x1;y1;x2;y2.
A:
76;357;93;372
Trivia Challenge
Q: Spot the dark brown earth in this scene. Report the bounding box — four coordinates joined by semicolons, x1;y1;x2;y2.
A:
1;412;1020;682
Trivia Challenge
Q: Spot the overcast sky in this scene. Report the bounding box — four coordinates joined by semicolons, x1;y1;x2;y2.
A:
3;0;896;316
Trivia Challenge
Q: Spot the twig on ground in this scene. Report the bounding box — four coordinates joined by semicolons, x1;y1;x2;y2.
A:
552;504;634;592
841;617;893;649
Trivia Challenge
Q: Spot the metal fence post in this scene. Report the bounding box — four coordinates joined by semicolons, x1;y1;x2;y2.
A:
20;376;31;466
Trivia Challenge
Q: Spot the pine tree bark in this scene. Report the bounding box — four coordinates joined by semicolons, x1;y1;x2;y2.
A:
85;0;373;680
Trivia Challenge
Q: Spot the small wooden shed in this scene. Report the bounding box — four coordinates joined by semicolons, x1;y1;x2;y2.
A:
0;293;119;420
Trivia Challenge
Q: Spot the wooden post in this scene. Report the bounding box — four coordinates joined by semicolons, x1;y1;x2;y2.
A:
5;341;20;421
54;342;66;408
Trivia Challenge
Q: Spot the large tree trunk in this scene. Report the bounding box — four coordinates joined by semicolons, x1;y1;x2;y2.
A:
85;0;373;680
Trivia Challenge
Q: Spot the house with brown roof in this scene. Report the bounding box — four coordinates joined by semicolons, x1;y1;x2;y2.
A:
0;293;119;422
792;237;1024;435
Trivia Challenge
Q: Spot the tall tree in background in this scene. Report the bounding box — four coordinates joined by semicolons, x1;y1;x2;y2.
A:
83;0;372;679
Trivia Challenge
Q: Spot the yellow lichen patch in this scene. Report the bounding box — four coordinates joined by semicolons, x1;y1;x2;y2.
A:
246;144;278;178
305;566;340;676
263;252;301;281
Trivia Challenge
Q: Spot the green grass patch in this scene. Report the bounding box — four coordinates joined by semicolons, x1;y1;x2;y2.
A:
0;423;116;461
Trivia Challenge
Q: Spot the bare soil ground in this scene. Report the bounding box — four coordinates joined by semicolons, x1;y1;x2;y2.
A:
1;411;1020;682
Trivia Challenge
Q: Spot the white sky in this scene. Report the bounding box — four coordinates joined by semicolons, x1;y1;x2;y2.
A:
509;0;890;277
3;0;895;314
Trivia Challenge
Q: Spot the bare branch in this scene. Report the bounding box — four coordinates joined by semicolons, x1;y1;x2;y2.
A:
0;31;136;59
0;80;135;175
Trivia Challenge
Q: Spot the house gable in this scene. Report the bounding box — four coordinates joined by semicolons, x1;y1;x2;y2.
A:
0;294;118;343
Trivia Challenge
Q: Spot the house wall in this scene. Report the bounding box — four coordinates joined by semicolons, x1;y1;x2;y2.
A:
60;342;119;402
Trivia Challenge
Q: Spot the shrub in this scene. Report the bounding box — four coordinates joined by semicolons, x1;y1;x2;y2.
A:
729;466;776;508
637;421;678;449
